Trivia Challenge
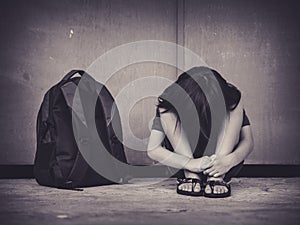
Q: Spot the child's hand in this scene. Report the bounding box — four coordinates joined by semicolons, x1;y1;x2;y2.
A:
199;156;213;170
210;154;216;161
186;156;212;172
203;155;233;177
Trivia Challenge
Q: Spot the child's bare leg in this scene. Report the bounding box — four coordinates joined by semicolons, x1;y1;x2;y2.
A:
160;112;201;193
205;118;241;195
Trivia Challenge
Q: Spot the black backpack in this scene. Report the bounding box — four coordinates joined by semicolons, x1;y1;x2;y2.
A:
34;70;128;189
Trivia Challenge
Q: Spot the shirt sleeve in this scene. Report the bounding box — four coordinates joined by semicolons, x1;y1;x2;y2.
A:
242;109;251;127
152;107;250;130
151;107;164;132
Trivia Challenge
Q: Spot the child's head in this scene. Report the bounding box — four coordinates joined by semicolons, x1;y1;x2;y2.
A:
157;66;241;137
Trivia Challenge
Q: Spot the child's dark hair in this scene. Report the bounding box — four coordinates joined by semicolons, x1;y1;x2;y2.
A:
157;66;241;139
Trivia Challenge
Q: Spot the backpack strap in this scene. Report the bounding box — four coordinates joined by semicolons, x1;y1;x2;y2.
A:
97;84;114;127
51;163;82;190
61;81;87;127
97;84;129;181
60;76;90;187
67;151;89;187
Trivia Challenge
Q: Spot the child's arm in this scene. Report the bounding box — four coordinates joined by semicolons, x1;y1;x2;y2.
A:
147;111;212;173
204;125;254;177
227;125;254;167
215;97;244;157
147;129;191;170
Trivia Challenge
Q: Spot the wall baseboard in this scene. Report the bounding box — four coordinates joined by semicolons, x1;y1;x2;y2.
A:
0;164;299;179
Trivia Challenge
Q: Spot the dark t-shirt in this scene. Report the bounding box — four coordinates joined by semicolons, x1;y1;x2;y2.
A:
151;107;250;157
152;108;250;132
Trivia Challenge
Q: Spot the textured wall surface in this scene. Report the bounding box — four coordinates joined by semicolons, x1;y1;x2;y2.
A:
184;0;300;164
0;0;299;164
0;0;178;164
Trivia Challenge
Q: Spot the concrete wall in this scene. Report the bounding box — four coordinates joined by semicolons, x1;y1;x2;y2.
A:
184;0;300;164
0;0;299;165
0;0;178;164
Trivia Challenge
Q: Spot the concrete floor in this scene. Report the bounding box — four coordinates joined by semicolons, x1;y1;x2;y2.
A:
0;178;299;225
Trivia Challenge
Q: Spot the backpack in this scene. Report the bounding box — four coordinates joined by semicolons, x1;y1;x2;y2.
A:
34;70;128;189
